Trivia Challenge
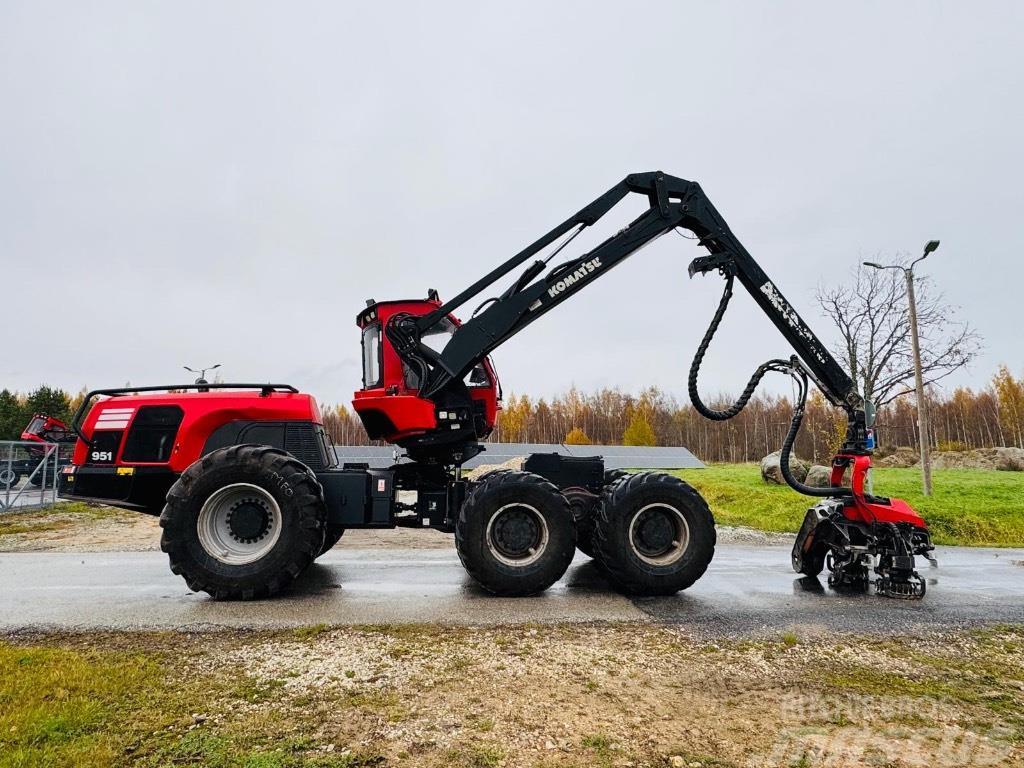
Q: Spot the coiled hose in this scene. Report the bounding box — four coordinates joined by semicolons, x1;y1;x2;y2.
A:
688;273;852;498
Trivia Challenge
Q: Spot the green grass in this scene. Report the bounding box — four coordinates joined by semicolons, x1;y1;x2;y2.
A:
0;643;162;766
0;502;126;537
674;464;1024;547
0;640;382;768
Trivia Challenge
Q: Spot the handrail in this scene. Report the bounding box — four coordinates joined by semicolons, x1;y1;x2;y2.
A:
70;383;299;446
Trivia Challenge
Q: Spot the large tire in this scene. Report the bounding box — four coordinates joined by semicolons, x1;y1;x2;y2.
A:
593;472;715;596
317;524;346;557
455;470;576;596
604;468;630;485
160;445;327;600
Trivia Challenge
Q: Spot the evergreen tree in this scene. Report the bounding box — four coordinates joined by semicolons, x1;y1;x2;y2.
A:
24;385;73;423
0;389;23;440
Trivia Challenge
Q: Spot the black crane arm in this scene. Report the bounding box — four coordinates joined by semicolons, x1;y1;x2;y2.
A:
392;172;859;404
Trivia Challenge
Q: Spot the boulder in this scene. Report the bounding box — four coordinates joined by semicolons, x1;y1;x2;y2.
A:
805;464;834;488
995;447;1024;471
760;451;809;485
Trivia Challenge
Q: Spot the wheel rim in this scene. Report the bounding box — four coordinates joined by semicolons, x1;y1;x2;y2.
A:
485;503;549;567
628;503;690;566
0;469;15;485
197;483;282;565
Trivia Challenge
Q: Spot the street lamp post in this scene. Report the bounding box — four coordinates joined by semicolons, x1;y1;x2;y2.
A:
864;240;939;496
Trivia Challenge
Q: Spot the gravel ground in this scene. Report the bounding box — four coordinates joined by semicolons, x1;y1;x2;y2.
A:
192;624;1024;767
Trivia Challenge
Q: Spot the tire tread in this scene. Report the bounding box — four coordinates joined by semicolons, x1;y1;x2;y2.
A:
159;444;325;600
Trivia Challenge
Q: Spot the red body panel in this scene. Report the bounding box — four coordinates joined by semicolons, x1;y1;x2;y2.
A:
352;298;500;443
833;453;927;528
73;391;322;473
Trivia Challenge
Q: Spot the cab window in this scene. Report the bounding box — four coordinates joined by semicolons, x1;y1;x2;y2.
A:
26;417;47;435
362;324;381;387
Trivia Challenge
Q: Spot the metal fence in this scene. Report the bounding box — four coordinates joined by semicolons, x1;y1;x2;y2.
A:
0;441;69;512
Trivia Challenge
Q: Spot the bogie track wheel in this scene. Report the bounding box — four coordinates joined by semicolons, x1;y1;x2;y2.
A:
594;472;716;595
160;445;327;600
566;469;632;561
455;470;576;596
564;486;600;558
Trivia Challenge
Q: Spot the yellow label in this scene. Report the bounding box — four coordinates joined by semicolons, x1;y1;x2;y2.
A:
116;467;135;476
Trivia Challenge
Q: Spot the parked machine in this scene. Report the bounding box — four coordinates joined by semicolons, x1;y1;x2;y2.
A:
60;172;933;600
0;414;74;489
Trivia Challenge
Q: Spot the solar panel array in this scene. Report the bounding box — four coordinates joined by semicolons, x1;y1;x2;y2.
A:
332;442;704;470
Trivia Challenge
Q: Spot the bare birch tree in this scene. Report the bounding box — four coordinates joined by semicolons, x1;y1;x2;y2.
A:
816;259;982;406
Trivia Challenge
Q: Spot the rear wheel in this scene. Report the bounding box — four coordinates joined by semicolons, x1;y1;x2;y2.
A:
594;472;715;595
160;445;326;600
604;469;629;485
455;470;576;596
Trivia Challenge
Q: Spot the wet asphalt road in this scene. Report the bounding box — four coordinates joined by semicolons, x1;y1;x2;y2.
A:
1;544;1023;637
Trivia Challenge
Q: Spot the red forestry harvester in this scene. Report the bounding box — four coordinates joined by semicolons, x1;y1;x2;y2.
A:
0;414;75;489
60;172;934;600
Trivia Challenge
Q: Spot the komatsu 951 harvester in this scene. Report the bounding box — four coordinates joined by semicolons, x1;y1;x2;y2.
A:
60;172;934;600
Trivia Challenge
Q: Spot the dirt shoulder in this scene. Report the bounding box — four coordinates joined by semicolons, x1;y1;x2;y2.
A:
0;503;793;553
3;624;1021;767
0;503;456;552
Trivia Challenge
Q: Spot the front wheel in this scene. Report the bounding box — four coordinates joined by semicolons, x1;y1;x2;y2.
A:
317;523;345;557
160;445;327;600
455;470;576;596
593;472;715;595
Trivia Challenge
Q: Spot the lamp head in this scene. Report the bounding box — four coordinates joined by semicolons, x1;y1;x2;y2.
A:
923;240;940;256
863;261;883;269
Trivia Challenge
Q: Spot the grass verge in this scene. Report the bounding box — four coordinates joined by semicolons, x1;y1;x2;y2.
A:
676;464;1024;547
0;502;125;537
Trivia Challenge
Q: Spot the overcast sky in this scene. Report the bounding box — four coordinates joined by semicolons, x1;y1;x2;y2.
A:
2;2;1021;407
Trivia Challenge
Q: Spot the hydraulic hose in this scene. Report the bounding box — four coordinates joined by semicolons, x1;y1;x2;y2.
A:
687;275;776;421
688;271;852;498
778;374;850;498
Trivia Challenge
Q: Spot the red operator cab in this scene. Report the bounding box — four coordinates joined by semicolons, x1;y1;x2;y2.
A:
352;295;500;452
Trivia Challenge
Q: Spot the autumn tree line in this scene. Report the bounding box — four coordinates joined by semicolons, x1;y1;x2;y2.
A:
319;365;1024;463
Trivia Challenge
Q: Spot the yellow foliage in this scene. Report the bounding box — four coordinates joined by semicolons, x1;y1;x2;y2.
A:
564;427;591;445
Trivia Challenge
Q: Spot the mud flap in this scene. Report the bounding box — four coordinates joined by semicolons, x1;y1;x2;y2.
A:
791;506;830;573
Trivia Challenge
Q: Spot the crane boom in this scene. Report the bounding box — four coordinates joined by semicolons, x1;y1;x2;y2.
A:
389;172;862;427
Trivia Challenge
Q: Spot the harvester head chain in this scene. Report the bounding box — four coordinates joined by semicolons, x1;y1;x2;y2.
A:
826;551;870;592
875;572;926;600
